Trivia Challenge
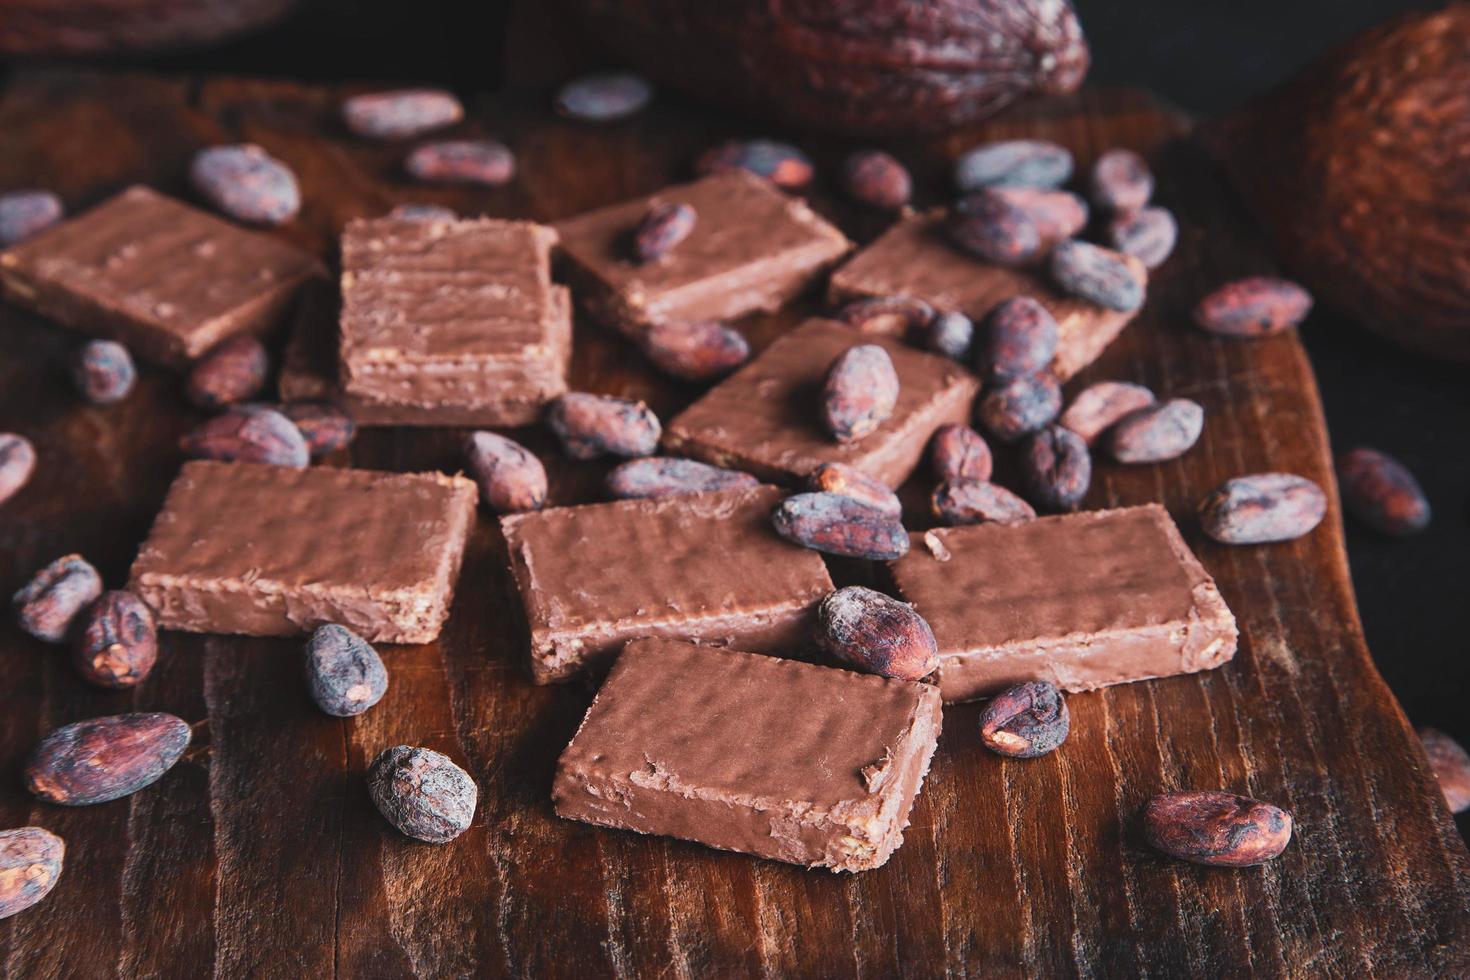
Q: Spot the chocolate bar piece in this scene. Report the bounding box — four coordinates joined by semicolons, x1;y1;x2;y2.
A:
337;216;570;426
0;186;321;366
828;210;1137;379
889;504;1238;702
554;638;942;872
663;318;980;488
129;461;476;643
554;170;851;337
501;486;833;683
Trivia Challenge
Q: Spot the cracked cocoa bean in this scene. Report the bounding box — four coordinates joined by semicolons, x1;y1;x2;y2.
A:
606;457;758;500
948;190;1041;266
1089;148;1154;212
925;310;975;360
817;586;937;681
186;336;269;409
932;479;1035;526
1193;277;1312;338
0;827;63;920
954;139;1073;192
640;320;749;380
633;202;696;263
1049;240;1147;312
14;554;102;643
555;72;652;122
991;187;1089;246
976;372;1062;443
0;433;36;507
278;401;356;458
979;680;1069;758
834;296;934;337
772;492;909;560
190;144;300;225
26;713;190;806
1107;205;1178;268
1059;381;1156;446
342;88;463;140
406;140;515;186
981;296;1059;381
180;406;309;467
808;462;901;519
823;344;899;443
72;591;157;689
1143;791;1293;867
305;624;388;717
369;745;478;843
930;423;993;484
1021;425;1091;511
1418;728;1470;814
547;393;661;460
840;150;911;209
71;340;136;405
0;189;63;247
465;431;546;513
1336;447;1430;536
1198;473;1327;545
696;139;813;189
1107;398;1204;463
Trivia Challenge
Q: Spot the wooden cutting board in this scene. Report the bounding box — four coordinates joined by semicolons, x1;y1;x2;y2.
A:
0;66;1467;978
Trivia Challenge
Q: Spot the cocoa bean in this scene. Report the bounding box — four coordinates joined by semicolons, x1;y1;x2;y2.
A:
13;554;102;643
1021;425;1091;511
1193;277;1312;338
695;139;814;189
929;423;993;483
305;624;388;718
808;462;901;519
931;480;1035;526
976;372;1062;443
606;457;758;500
1107;205;1178;269
1107;398;1204;463
547;393;661;460
840;150;912;209
189;144;300;225
368;745;478;843
72;591;157;689
26;713;190;806
822;344;899;443
991;187;1089;245
772;492;909;560
979;680;1069;758
1142;791;1293;867
1058;381;1156;446
1335;447;1430;536
0;189;63;247
954;139;1073;192
948;190;1042;266
834;296;934;337
817;586;937;681
278;401;356;458
387;203;458;221
640;320;749;380
342;89;464;140
186;335;269;409
925;310;975;361
0;827;63;920
1198;473;1327;545
555;72;653;122
71;340;135;405
0;433;36;508
1418;727;1470;814
632;202;696;263
180;406;309;468
981;296;1059;381
406;140;515;187
463;431;547;513
1089;148;1154;212
1049;240;1147;312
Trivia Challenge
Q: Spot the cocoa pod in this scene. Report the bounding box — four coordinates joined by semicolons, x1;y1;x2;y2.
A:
342;89;463;140
817;586;937;681
387;203;458;222
26;713;190;806
1107;206;1178;269
1089;148;1153;212
606;457;758;499
632;201;696;263
305;624;388;718
547;393;661;460
0;189;63;247
695;139;813;190
1193;277;1312;338
948;190;1041;266
980;296;1059;381
189;144;300;225
834;296;934;338
932;480;1035;527
1198;473;1327;545
278;401;356;458
1142;791;1293;867
555;72;653;122
1059;381;1156;446
72;591;157;689
13;554;102;643
464;431;547;513
71;339;136;405
978;680;1069;758
0;433;37;507
1336;447;1430;536
368;745;478;843
976;372;1062;443
406;140;516;187
180;406;309;468
808;462;901;519
0;827;63;920
186;335;269;409
929;423;993;484
1418;727;1470;814
1049;240;1147;312
772;492;909;560
640;320;749;380
840;150;912;210
991;187;1089;246
1107;398;1204;464
822;344;899;443
925;310;975;361
955;140;1073;192
1021;425;1091;511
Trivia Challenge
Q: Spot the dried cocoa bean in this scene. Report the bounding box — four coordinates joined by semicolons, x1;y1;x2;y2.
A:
1418;727;1470;814
606;457;758;500
278;401;356;458
925;310;975;361
1021;425;1091;511
1107;398;1204;464
771;492;909;560
305;624;388;718
1059;381;1156;445
13;554;102;643
1143;791;1293;867
71;340;135;405
808;462;902;519
840;150;912;210
695;139;814;189
822;344;899;443
1107;205;1178;269
547;393;661;460
976;372;1062;443
640;320;749;380
954;139;1073;192
464;430;547;513
180;406;309;468
186;335;269;409
834;296;934;338
1335;447;1430;536
387;202;458;221
929;423;993;483
0;827;63;920
189;144;300;225
0;433;36;507
72;591;157;689
26;713;190;806
931;480;1035;526
406;140;516;187
991;187;1089;245
1193;277;1312;338
948;190;1042;266
1049;240;1147;312
632;202;696;263
555;72;653;122
0;189;63;247
981;296;1059;381
342;89;464;140
1089;148;1154;212
979;680;1069;758
1198;473;1327;545
368;745;478;843
817;586;937;681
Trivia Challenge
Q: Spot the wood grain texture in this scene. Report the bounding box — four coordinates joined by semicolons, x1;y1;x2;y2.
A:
0;66;1467;978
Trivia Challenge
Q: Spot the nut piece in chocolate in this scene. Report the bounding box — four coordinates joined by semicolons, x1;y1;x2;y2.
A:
978;681;1069;758
1143;791;1293;867
368;745;478;843
818;586;938;681
26;713;191;806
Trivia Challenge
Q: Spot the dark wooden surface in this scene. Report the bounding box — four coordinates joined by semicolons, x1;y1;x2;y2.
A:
0;67;1467;978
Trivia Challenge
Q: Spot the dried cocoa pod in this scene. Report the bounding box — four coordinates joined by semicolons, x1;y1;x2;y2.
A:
840;150;912;210
954;140;1073;192
189;144;300;225
368;745;478;843
976;372;1062;443
932;480;1035;526
463;431;547;513
979;680;1069;758
1193;277;1313;338
278;401;356;458
387;202;458;221
925;310;975;361
991;187;1089;246
406;140;516;187
980;296;1059;381
26;713;190;806
695;139;814;189
72;591;157;689
71;339;136;405
0;189;63;247
1198;473;1327;545
555;72;653;122
817;586;937;681
1107;398;1204;464
13;554;102;643
948;190;1042;266
772;492;909;560
1418;727;1470;814
180;406;309;468
547;393;661;460
1021;425;1091;511
808;462;901;519
1059;381;1156;446
822;344;899;443
305;624;388;718
632;202;696;263
640;320;749;380
1049;240;1147;312
1089;148;1153;212
342;89;464;140
1143;791;1293;867
0;433;37;507
606;457;758;499
834;296;935;338
186;335;269;409
1107;205;1178;269
1336;447;1430;536
0;827;63;920
929;423;993;484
